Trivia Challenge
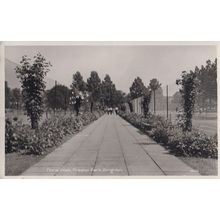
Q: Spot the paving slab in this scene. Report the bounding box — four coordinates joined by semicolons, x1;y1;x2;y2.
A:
21;114;200;176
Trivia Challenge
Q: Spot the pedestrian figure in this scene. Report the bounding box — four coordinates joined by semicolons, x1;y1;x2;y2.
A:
74;95;81;116
115;107;118;115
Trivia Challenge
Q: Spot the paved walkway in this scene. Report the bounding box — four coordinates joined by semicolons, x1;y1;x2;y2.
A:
22;115;200;176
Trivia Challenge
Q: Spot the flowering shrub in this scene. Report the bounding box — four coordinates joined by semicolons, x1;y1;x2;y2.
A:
151;119;173;145
119;112;218;159
5;111;103;155
119;112;148;129
168;131;218;158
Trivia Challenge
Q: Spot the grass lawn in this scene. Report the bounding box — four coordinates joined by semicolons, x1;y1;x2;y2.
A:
180;157;218;176
6;152;46;176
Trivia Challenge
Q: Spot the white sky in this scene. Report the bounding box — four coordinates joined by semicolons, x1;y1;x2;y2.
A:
5;45;217;96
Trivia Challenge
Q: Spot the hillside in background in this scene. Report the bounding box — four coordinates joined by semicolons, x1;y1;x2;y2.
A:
5;58;56;90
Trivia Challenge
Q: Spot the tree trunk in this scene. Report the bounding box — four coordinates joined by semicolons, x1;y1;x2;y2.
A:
90;102;93;113
31;118;38;129
184;112;192;132
74;104;79;116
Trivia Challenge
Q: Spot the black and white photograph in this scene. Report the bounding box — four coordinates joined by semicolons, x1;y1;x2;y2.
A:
1;1;220;220
2;43;218;177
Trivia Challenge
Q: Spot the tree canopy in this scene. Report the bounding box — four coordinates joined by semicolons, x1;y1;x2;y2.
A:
15;53;51;129
46;84;70;110
71;71;87;94
149;78;161;91
129;77;146;99
101;74;116;106
197;59;217;109
87;71;102;102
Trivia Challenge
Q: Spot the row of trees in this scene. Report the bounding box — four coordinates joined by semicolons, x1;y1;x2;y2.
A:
173;59;217;111
128;76;161;117
11;53;127;129
46;71;127;112
71;71;126;108
176;58;217;131
9;51;217;131
196;59;217;109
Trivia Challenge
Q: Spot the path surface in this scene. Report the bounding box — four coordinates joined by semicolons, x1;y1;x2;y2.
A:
22;115;200;176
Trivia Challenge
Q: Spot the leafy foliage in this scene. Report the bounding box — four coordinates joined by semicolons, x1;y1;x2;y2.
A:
149;78;161;91
119;112;217;159
46;84;70;110
87;71;102;102
5;111;104;155
149;78;161;113
71;71;87;94
113;90;126;107
142;87;152;117
15;53;52;129
197;59;217;109
151;119;172;145
168;131;217;158
129;77;146;99
176;70;198;131
100;74;126;107
5;82;22;109
11;88;22;109
101;74;116;107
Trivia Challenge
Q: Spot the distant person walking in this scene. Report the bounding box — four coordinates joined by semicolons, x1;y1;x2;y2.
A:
74;95;81;116
108;107;113;115
115;107;118;115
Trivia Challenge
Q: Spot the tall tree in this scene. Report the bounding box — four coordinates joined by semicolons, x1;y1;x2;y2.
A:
149;78;161;113
197;59;217;109
129;77;146;99
87;71;101;112
101;74;116;107
113;90;126;107
142;87;152;118
16;53;51;129
176;70;198;131
71;71;87;94
125;93;133;112
46;84;70;110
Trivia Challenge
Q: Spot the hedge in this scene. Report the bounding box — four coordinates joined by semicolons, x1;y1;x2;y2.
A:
5;111;104;155
119;112;218;159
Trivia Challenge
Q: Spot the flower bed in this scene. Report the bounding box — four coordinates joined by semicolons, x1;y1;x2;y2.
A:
119;112;218;159
5;111;104;155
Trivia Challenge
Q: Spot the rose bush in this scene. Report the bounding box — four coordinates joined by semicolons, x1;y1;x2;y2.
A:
119;112;218;159
5;111;104;155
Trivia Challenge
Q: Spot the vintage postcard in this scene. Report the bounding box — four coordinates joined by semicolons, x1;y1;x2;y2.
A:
0;42;218;178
